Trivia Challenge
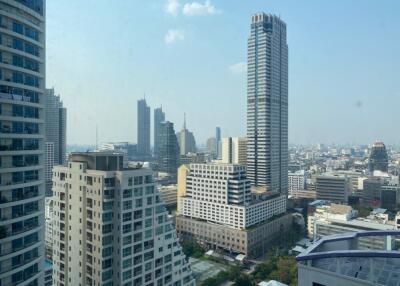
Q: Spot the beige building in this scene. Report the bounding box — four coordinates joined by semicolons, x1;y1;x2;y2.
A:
158;184;178;207
176;163;291;258
176;213;292;258
221;137;247;165
52;152;194;286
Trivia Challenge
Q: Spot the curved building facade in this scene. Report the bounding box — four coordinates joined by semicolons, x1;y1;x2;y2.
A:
297;231;400;286
0;1;45;285
369;141;388;173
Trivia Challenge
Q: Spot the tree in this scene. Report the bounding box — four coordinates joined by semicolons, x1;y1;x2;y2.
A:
181;239;205;258
234;274;254;286
267;256;297;285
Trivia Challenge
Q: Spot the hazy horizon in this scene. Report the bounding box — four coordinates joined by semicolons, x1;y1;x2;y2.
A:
47;0;400;146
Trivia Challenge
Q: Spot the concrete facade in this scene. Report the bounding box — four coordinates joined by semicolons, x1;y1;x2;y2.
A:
247;13;288;194
221;137;247;165
176;213;293;258
316;174;351;203
52;153;194;286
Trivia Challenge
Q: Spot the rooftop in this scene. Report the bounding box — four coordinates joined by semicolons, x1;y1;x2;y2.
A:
69;152;143;171
297;231;400;286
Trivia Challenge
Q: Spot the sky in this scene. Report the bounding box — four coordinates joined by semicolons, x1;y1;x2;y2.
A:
46;0;400;146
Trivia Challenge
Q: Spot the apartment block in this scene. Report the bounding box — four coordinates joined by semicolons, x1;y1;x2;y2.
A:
52;152;194;286
288;170;306;196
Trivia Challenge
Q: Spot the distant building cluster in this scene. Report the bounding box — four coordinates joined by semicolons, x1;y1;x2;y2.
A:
3;2;398;285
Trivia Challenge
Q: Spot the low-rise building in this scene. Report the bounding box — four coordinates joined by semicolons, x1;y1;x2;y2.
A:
158;184;178;207
316;173;352;203
308;202;396;250
362;177;400;210
288;170;306;196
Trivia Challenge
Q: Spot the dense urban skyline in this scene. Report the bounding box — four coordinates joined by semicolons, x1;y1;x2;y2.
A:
47;0;400;146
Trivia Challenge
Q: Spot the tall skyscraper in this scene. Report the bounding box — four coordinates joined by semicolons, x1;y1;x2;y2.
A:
369;141;389;174
221;137;247;165
137;98;150;158
215;127;221;159
176;114;196;155
0;1;46;285
44;88;66;196
158;121;180;174
247;13;288;193
153;106;165;158
52;152;195;286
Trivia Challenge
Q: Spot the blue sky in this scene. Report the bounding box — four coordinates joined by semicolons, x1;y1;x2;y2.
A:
46;0;400;146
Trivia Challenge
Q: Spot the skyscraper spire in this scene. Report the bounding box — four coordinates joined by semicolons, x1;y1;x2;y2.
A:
183;112;187;130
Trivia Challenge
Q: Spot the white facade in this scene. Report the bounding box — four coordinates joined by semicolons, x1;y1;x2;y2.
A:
52;153;194;286
158;184;177;207
288;170;306;195
45;197;53;259
308;203;395;249
178;163;286;229
221;137;247;165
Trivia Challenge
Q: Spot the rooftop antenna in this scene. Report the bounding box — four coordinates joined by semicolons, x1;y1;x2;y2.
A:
183;113;186;130
96;124;98;150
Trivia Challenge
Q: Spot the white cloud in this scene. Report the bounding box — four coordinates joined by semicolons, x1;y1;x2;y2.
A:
165;0;180;16
182;0;216;16
229;62;247;74
165;29;185;44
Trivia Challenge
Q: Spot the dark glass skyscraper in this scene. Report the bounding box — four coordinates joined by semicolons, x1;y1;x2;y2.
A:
158;121;180;174
154;106;165;158
45;88;66;196
369;141;389;173
247;13;288;194
215;127;221;159
137;98;150;157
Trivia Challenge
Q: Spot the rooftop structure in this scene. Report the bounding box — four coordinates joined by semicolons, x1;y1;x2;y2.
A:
308;203;396;250
297;231;400;286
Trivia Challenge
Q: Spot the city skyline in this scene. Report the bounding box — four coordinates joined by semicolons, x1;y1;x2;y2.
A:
47;0;400;146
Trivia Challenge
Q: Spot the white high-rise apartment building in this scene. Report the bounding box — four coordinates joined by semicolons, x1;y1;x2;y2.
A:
52;152;194;286
0;1;46;285
288;170;306;196
45;197;53;259
178;163;286;229
221;137;247;165
247;13;288;194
